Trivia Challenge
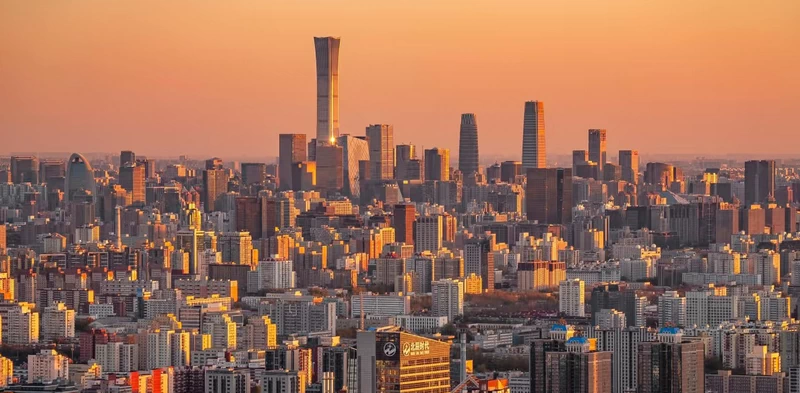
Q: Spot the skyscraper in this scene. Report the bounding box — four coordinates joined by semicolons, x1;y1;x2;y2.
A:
119;151;136;167
240;162;267;186
393;203;416;245
424;148;450;181
203;168;228;212
544;338;613;393
314;36;341;145
525;168;573;225
745;160;776;205
619;150;639;185
279;134;307;191
464;233;496;293
588;129;607;167
522;101;546;169
119;163;145;205
338;134;370;197
65;153;95;202
366;124;395;180
316;144;344;195
637;328;704;393
458;113;479;177
10;156;39;184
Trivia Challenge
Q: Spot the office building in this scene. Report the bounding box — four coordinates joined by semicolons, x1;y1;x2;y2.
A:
619;150;639;185
119;163;145;205
637;328;704;393
522;101;546;169
64;153;95;202
500;161;522;183
745;160;776;205
425;148;451;181
526;168;573;225
588;129;607;175
459;113;480;177
241;162;267;186
259;370;304;393
544;337;613;393
338;134;370;197
415;215;443;253
279;134;307;191
203;167;228;213
11;156;39;184
367;124;395;180
316;144;344;195
559;279;585;317
314;36;341;144
357;330;451;393
119;150;136;166
393;203;416;245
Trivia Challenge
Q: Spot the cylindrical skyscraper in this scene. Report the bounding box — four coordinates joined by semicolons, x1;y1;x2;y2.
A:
314;37;341;145
521;101;546;169
458;113;479;177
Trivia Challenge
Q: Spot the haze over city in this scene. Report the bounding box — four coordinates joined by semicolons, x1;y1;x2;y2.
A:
2;0;799;158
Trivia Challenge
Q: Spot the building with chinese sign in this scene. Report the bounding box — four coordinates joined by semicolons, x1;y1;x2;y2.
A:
357;327;451;393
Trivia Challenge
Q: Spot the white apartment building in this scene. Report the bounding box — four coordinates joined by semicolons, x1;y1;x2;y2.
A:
558;279;585;317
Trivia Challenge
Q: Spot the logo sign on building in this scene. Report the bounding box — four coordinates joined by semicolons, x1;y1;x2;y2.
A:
376;339;400;361
401;340;430;357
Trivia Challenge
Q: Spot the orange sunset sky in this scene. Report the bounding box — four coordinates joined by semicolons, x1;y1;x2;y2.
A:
1;0;799;160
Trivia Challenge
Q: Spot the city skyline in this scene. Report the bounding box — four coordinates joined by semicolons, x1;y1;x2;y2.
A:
2;1;799;157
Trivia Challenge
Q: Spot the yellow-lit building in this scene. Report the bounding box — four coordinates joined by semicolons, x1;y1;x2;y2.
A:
463;273;483;295
357;329;451;393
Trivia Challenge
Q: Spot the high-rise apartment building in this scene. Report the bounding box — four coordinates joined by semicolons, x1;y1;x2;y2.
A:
526;168;573;225
637;328;704;393
27;349;69;383
464;234;496;293
658;291;687;327
205;368;251;393
279;134;307;191
314;37;341;144
559;279;585;317
218;232;254;266
0;302;39;344
41;302;76;341
619;150;639;185
366;124;395;180
432;279;464;322
458;113;479;177
745;160;776;205
522;101;546;169
393;203;416;245
588;129;607;175
424;148;450;181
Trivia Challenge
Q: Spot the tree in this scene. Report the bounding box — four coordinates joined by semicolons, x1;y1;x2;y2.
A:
440;323;457;336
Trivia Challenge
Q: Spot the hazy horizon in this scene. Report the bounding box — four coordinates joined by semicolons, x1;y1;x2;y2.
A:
2;1;799;158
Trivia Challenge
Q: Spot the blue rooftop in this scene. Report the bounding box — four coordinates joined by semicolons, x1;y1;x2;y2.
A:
550;324;568;331
566;337;588;345
659;327;681;335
